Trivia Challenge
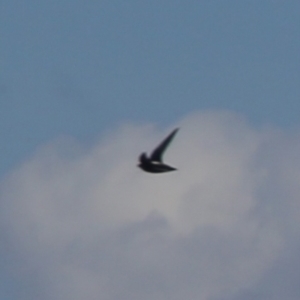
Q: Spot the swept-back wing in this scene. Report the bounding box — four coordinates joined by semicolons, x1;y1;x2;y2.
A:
150;128;179;162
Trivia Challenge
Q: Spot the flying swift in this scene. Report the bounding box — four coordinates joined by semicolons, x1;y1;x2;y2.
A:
138;128;179;173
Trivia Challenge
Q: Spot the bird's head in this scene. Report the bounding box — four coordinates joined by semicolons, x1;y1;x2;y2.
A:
137;152;148;168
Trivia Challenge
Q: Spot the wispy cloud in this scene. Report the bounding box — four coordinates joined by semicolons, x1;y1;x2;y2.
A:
1;111;300;300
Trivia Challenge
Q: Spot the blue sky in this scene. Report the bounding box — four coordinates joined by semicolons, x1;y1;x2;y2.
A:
1;1;300;300
1;0;299;174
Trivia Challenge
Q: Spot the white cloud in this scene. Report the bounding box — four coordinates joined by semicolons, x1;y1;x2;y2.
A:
0;110;300;300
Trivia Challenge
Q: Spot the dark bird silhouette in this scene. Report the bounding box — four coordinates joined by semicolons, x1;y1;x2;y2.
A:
138;128;179;173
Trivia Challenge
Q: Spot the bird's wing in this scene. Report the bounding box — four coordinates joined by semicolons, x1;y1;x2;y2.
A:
150;128;179;162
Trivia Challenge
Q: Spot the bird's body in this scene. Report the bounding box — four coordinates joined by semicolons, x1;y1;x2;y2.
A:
138;128;179;173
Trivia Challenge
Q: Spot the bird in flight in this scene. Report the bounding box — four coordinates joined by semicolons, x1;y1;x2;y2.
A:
138;128;179;173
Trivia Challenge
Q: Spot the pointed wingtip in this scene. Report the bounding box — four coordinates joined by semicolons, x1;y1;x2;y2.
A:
171;127;180;138
168;127;179;137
